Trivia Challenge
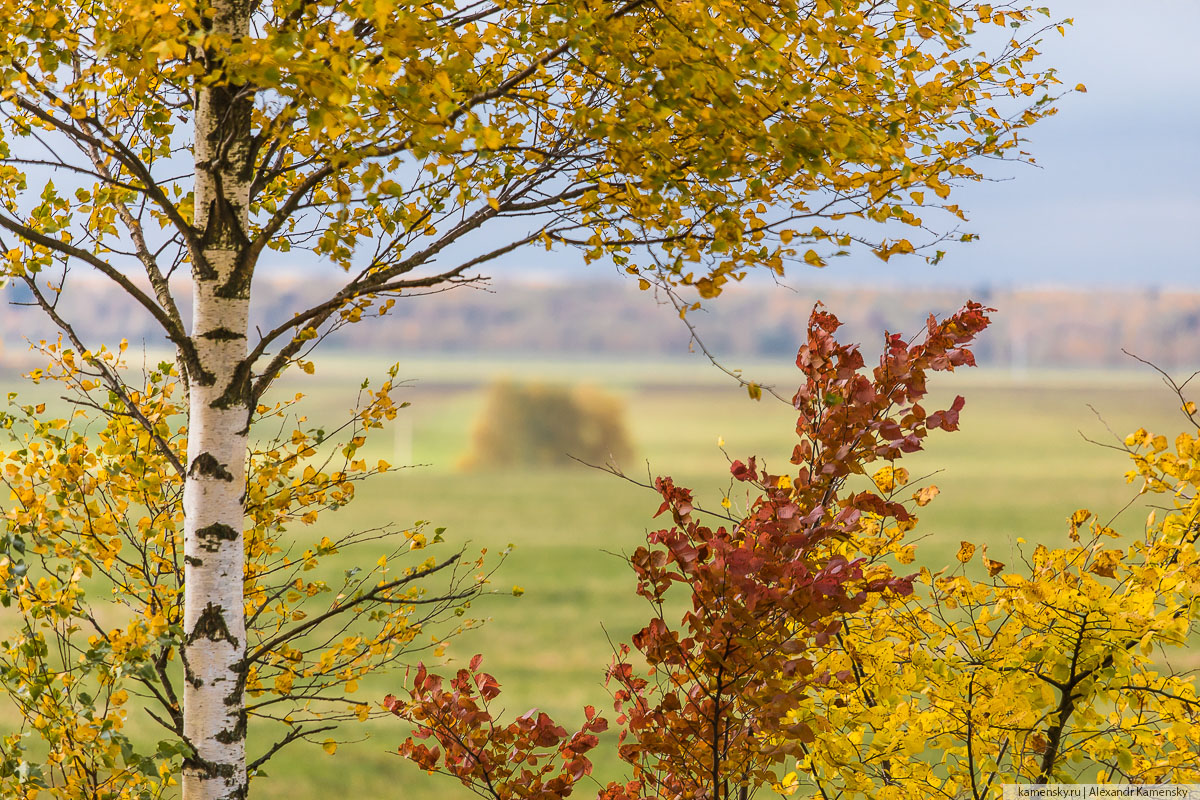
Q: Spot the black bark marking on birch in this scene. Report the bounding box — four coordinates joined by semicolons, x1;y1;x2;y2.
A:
173;343;205;384
193;248;219;281
190;452;234;481
200;327;246;341
183;756;237;781
210;360;253;410
185;555;205;567
202;82;254;177
198;195;251;252
224;662;248;709
196;522;238;552
192;367;218;387
214;713;246;744
181;650;202;689
215;265;253;300
188;602;238;647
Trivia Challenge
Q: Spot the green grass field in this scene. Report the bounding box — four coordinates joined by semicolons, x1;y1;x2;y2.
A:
236;356;1189;800
0;353;1193;799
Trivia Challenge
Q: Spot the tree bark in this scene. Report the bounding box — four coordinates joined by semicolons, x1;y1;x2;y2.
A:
182;0;254;796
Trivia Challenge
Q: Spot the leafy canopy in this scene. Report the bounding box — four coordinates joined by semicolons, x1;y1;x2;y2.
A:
1;0;1066;316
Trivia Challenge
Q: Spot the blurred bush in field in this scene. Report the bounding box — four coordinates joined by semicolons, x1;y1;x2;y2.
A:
461;382;633;469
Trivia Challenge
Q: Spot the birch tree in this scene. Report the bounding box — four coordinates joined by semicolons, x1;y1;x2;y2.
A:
0;353;489;800
0;1;1068;798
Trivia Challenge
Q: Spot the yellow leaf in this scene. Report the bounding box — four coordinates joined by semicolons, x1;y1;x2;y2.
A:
873;466;908;493
1075;83;1087;93
1088;549;1121;579
274;672;294;694
323;739;337;755
956;541;976;563
873;466;896;493
512;585;524;596
981;545;1004;577
912;485;940;506
480;127;502;149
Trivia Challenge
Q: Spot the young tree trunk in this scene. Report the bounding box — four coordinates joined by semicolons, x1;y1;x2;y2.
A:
182;0;254;795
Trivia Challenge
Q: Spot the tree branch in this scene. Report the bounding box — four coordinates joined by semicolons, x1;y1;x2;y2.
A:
18;275;188;479
246;724;338;773
0;210;194;364
245;552;465;665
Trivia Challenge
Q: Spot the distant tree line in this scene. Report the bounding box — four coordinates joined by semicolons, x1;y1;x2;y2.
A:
3;276;1197;370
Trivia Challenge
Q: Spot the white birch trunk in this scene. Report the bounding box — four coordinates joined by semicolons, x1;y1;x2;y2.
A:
182;0;253;795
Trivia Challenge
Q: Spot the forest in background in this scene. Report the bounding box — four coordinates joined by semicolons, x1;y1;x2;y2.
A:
3;276;1197;371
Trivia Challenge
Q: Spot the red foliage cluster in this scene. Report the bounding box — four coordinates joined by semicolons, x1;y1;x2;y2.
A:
790;302;990;521
386;654;608;800
387;302;992;800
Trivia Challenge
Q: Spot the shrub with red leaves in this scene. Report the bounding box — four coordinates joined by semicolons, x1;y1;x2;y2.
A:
387;302;992;800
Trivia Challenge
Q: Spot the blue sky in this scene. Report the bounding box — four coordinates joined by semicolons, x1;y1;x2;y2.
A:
797;0;1200;289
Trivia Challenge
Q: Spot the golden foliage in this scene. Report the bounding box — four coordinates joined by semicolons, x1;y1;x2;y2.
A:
794;414;1200;796
0;346;491;797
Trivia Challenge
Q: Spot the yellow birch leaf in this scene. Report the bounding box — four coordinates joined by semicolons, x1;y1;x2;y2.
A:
913;485;940;506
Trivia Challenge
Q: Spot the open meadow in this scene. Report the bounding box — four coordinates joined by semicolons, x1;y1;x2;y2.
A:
242;354;1189;800
0;352;1193;798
